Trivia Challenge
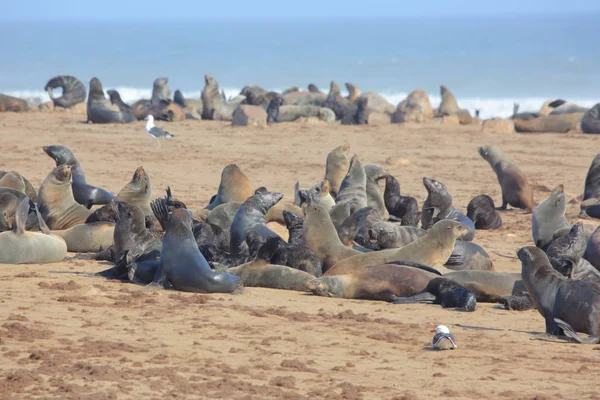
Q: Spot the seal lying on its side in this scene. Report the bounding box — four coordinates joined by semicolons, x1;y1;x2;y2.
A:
44;75;87;109
308;263;440;301
87;77;136;123
519;246;600;343
443;270;525;302
393;277;477;311
149;207;242;293
478;145;535;212
0;196;67;264
43;145;115;207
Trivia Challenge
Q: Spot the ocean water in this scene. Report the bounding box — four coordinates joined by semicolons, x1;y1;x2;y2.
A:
1;14;599;118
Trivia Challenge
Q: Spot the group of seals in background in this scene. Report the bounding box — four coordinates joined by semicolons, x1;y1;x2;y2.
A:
5;74;600;132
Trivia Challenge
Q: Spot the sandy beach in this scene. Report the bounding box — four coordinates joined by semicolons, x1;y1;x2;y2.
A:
1;111;600;400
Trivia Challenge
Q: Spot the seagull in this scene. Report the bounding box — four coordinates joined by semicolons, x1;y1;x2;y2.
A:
431;325;457;350
144;115;175;146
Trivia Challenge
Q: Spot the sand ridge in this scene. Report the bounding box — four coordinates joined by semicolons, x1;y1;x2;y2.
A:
1;112;600;399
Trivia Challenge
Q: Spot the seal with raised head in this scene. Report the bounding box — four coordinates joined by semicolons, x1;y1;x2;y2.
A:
150;77;172;105
87;77;136;123
308;263;440;301
364;164;389;219
229;187;283;255
437;85;472;124
38;165;92;230
547;223;600;283
43;145;115;207
519;246;600;343
226;237;316;291
149;207;242;293
201;75;245;121
303;203;361;272
466;195;502;229
478;145;535;212
205;164;254;210
421;177;475;241
44;75;86;109
0;196;67;264
330;155;368;228
296;180;335;210
0;171;37;202
532;184;570;249
324;144;350;198
325;220;469;276
116;167;152;215
378;174;419;226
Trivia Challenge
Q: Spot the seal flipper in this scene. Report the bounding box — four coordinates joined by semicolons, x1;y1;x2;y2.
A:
294;181;301;206
553;318;599;343
386;260;442;276
392;292;436;304
151;197;170;231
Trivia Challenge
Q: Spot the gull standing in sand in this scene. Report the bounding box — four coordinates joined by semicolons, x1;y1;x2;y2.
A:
144;115;175;146
431;325;457;350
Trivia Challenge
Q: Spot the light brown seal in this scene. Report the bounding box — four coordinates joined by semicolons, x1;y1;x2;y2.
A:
51;222;115;253
37;165;92;230
116;166;152;215
531;184;570;249
0;171;37;202
0;94;29;112
324;144;350;197
478;145;535;212
205;164;253;210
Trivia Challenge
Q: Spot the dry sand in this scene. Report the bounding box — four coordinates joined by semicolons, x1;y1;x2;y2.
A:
1;112;600;400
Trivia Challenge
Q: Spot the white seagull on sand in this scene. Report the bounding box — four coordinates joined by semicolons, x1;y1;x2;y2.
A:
145;115;175;144
431;325;457;350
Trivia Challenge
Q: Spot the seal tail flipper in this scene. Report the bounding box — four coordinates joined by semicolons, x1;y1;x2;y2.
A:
392;292;436;304
554;318;599;344
294;181;301;206
151;198;170;231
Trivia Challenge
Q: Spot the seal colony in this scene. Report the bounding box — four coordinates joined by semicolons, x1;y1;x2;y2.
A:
4;73;600;351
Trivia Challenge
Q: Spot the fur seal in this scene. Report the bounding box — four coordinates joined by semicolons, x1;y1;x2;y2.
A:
584;225;600;270
326;220;468;276
322;81;351;120
151;77;171;105
532;184;570;249
270;211;322;276
513;114;579;133
206;164;253;210
466;195;502;229
478;145;535;212
50;222;114;253
583;153;600;202
229;187;283;255
226;237;316;291
87;77;136;123
582;104;600;134
205;201;242;232
43;145;115;207
267;103;335;123
546;222;588;276
330;155;368;228
173;90;202;119
303;203;361;272
351;208;426;250
38;165;91;230
445;240;493;271
519;246;600;343
296;180;335;210
502;293;535;311
44;75;86;109
0;171;37;202
116;167;152;215
437;85;472;124
0;94;28;112
421;177;475;241
324;144;350;197
308;263;440;301
0;189;40;232
443;270;526;302
378;174;419;226
149;207;242;293
0;196;66;264
393;277;477;311
201;75;245;121
364;164;389;219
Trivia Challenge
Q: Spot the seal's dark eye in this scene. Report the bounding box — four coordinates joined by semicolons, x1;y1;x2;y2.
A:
315;188;320;193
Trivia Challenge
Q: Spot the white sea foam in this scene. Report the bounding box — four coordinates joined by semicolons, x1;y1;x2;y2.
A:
5;87;597;119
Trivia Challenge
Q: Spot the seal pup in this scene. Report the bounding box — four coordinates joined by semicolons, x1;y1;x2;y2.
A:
364;164;389;219
0;197;67;264
325;220;469;276
0;189;41;232
431;325;457;350
43;145;115;207
44;75;86;109
421;177;475;241
303;203;361;272
324;144;350;198
205;164;254;210
116;167;152;215
270;211;322;276
87;77;136;123
478;145;535;212
38;165;92;230
466;195;502;229
149;207;241;293
393;278;477;312
0;171;37;202
308;263;440;301
502;293;535;311
229;187;283;255
584;226;600;270
378;175;419;226
582;104;600;134
546;222;588;277
532;184;570;249
226;237;316;291
519;246;600;342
